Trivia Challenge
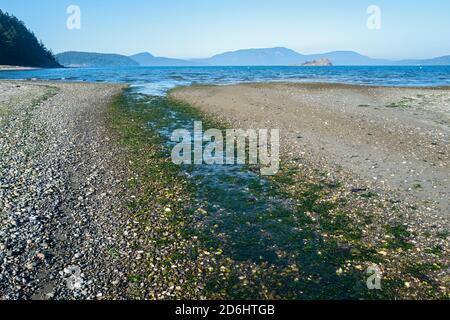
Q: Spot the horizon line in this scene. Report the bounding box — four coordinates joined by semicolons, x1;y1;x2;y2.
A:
55;47;450;62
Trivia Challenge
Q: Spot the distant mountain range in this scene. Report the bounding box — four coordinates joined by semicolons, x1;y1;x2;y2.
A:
129;52;203;66
56;47;450;67
56;51;138;67
193;47;302;66
193;47;450;66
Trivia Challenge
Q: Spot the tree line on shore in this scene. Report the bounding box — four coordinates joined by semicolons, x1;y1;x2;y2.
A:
0;10;60;68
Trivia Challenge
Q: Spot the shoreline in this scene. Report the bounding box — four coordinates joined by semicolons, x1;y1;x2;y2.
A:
1;66;450;90
210;80;450;89
1;79;449;299
109;88;450;299
170;82;450;297
170;82;450;217
175;80;450;95
0;65;39;72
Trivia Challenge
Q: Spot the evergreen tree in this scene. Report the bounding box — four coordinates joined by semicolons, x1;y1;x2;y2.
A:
0;10;60;67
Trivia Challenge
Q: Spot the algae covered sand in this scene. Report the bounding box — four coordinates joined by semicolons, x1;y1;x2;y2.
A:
168;82;450;298
108;88;449;299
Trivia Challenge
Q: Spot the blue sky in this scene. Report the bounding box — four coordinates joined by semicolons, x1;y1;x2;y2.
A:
1;0;449;59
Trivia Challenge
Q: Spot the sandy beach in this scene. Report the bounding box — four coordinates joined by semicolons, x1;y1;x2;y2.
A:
0;66;38;71
171;83;450;219
1;80;449;300
170;83;450;297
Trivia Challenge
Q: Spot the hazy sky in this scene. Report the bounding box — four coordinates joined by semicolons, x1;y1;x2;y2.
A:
1;0;449;59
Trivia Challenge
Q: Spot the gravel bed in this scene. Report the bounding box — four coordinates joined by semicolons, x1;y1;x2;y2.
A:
0;81;136;300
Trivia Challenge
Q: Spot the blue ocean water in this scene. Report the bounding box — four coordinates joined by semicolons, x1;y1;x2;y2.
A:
0;65;449;96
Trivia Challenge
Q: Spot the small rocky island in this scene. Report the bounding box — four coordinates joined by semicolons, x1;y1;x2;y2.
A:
300;58;333;66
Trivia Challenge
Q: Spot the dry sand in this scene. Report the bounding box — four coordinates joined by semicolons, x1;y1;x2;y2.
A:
0;65;37;71
171;82;450;220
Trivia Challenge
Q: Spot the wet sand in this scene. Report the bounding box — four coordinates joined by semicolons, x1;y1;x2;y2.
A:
170;83;450;220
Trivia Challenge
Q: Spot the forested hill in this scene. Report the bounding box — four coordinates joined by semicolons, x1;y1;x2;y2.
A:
0;10;60;68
